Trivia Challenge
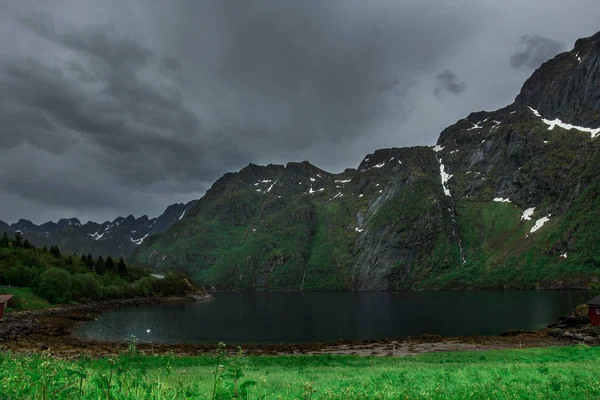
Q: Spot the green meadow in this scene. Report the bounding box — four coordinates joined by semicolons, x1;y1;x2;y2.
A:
2;343;600;399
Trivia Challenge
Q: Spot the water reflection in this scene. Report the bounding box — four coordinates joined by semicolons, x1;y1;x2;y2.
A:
75;290;584;344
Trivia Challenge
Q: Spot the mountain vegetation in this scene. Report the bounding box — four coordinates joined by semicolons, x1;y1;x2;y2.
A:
130;31;600;291
0;232;200;306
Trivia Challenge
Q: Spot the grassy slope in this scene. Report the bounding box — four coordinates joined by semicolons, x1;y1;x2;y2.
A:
425;179;600;289
3;346;600;399
2;287;53;312
419;121;600;289
134;183;371;290
133;149;467;291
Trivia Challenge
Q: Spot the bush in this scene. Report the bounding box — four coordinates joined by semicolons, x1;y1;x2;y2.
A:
130;276;156;296
102;285;124;299
590;284;600;298
0;264;37;287
71;273;103;301
154;272;196;295
122;264;151;282
35;268;72;304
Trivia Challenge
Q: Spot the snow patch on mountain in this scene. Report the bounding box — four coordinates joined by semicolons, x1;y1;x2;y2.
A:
131;234;149;245
530;215;551;234
439;160;452;196
89;232;105;240
521;207;536;221
528;107;600;138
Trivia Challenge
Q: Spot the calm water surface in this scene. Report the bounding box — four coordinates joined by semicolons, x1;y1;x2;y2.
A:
75;291;585;344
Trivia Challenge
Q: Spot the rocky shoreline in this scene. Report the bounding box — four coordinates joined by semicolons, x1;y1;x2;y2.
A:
0;294;211;344
546;305;600;344
0;295;597;358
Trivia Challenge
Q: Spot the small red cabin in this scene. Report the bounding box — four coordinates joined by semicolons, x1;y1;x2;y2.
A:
586;295;600;326
0;295;13;322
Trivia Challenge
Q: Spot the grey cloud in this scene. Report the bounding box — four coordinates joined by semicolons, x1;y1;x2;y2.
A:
369;78;416;97
163;0;483;148
3;14;247;188
161;56;183;72
433;69;466;99
510;34;566;69
20;14;153;72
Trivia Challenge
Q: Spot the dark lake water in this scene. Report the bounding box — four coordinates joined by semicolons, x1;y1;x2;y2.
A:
74;291;585;344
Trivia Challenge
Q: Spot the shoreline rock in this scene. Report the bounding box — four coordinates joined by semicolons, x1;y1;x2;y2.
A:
0;294;212;342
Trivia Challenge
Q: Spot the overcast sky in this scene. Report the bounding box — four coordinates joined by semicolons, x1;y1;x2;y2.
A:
0;0;598;224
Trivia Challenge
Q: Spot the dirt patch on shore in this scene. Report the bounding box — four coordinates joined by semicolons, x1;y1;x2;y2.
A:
0;297;569;357
305;332;562;357
2;331;565;358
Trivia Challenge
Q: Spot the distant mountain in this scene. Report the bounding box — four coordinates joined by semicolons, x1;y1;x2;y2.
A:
131;31;600;291
0;201;197;259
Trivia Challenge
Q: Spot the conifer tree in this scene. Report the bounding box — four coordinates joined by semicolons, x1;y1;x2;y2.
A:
43;245;48;253
95;256;105;275
105;256;115;272
49;245;61;258
86;253;94;267
80;254;86;264
23;239;32;250
117;257;127;276
0;232;9;247
13;232;23;249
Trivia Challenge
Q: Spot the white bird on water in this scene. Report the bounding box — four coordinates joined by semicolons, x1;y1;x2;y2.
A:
146;329;151;333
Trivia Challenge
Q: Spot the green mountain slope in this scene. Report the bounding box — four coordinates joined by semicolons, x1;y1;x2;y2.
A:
132;31;600;291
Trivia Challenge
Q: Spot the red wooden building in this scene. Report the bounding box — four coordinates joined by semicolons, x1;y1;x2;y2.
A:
0;294;13;321
586;295;600;326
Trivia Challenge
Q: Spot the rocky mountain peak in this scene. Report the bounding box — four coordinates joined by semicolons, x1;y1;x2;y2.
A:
515;31;600;127
284;161;327;177
14;219;36;229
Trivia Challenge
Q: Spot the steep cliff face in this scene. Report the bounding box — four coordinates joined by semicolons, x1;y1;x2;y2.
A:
350;147;461;290
132;31;600;290
428;31;600;289
515;31;600;127
132;147;462;290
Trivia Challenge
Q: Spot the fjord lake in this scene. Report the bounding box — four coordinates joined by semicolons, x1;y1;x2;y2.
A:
75;291;584;344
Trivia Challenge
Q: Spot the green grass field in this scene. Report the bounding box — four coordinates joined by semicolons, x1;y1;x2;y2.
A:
2;343;600;399
1;286;53;312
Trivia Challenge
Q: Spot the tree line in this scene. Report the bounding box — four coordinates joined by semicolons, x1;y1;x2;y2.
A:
0;231;199;304
1;231;128;276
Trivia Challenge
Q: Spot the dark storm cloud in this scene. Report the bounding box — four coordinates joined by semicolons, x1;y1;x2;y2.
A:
2;12;248;187
0;0;486;222
510;34;566;69
182;0;483;150
433;69;466;99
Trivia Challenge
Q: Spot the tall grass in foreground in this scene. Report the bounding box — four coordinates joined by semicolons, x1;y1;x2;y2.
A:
2;342;600;399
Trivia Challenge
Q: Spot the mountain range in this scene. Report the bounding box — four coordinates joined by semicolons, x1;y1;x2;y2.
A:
5;31;600;291
130;31;600;290
0;201;197;259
